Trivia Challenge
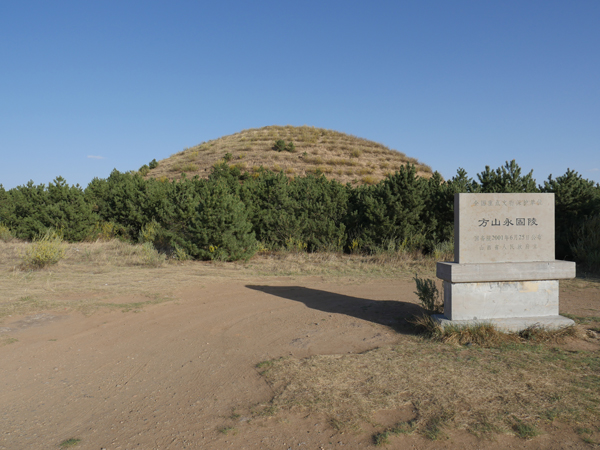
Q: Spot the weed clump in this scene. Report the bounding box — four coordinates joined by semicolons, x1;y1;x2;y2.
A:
139;242;166;267
413;275;443;314
0;224;13;242
21;230;66;269
59;438;81;448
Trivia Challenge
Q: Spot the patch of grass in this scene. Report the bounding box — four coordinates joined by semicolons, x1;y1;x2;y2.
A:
562;313;600;324
469;416;503;439
217;426;236;435
256;360;274;369
21;230;66;269
181;162;198;172
576;427;597;445
511;417;541;439
59;438;81;448
411;314;579;347
361;175;378;185
422;410;453;440
373;420;416;445
1;336;18;346
258;330;600;441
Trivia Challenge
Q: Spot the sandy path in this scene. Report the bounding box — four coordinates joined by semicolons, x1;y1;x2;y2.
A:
0;278;414;449
0;277;597;449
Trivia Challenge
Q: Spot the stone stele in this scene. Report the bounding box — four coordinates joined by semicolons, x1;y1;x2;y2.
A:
455;193;554;264
434;193;575;332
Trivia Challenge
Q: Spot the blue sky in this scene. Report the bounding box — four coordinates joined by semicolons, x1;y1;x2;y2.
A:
1;0;599;189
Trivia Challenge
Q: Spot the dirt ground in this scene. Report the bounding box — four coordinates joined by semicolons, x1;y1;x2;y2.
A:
1;271;599;449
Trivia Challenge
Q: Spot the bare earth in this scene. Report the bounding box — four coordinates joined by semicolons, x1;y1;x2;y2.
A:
1;273;599;449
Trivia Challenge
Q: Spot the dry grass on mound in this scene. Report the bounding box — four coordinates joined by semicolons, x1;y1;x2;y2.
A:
145;125;433;185
258;333;600;442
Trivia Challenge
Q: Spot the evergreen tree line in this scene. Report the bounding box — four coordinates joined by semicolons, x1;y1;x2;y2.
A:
0;160;598;268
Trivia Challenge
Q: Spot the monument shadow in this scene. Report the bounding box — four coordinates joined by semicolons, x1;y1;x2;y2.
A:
245;285;424;335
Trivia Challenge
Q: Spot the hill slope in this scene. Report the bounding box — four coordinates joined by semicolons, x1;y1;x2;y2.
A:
145;125;433;185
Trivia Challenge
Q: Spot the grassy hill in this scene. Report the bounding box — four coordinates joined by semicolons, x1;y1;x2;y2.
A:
145;125;433;185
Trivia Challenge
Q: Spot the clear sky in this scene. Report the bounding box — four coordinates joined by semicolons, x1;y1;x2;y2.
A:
1;0;599;189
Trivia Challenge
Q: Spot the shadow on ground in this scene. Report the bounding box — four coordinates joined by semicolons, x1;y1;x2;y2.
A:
245;285;424;335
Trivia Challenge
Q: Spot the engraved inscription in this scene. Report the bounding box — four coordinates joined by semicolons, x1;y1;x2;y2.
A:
456;193;554;263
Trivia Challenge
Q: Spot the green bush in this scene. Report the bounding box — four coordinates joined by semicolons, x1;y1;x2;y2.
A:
0;160;597;267
242;171;348;251
21;230;66;269
5;177;97;242
85;170;179;241
273;140;295;152
138;164;150;176
148;159;159;169
184;180;257;261
570;214;600;273
541;169;600;259
476;160;538;193
347;164;435;252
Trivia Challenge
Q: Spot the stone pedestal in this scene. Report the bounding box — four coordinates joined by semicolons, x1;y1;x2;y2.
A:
434;261;576;331
434;193;576;332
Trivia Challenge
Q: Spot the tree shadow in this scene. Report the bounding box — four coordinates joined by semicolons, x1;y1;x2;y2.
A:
245;285;424;335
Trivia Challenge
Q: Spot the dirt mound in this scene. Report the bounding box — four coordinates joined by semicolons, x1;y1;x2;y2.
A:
145;125;433;185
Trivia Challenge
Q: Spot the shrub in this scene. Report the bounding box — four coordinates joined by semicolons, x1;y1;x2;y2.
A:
570;214;600;273
148;159;159;169
138;221;161;243
181;163;198;172
413;275;442;314
361;175;377;185
433;240;454;261
172;245;189;261
138;165;150;176
185;180;257;261
87;221;126;241
541;169;600;259
477;160;538;193
0;223;13;242
241;172;349;252
273;140;295;152
346;164;433;252
21;230;66;269
7;177;97;242
139;242;166;267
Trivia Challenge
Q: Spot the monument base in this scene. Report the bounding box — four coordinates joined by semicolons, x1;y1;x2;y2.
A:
443;279;560;320
432;314;575;333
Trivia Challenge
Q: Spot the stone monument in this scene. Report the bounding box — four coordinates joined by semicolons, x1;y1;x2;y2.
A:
434;193;576;332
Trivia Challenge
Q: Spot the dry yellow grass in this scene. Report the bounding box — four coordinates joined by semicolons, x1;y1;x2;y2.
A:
146;125;433;185
260;333;600;440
